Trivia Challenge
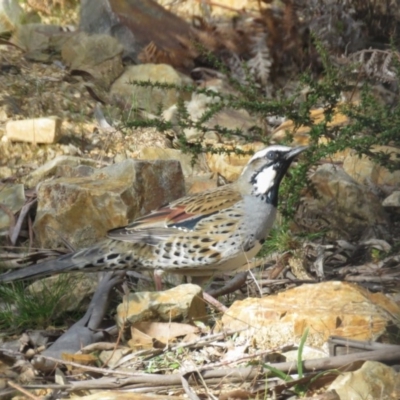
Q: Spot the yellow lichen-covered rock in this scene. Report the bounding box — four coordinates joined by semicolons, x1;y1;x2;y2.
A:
34;159;185;248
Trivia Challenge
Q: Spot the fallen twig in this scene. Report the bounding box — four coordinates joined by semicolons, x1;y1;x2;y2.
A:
27;346;400;392
0;202;16;243
202;292;228;313
208;271;248;298
33;271;125;371
10;198;37;245
6;380;41;400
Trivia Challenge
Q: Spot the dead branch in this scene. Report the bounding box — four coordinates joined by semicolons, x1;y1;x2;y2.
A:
32;271;125;371
10;198;37;245
207;271;248;298
19;345;400;392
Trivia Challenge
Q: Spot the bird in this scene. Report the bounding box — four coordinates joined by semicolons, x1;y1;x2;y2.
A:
0;145;307;284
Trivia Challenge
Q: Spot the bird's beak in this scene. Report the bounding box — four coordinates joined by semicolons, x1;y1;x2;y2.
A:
284;146;308;161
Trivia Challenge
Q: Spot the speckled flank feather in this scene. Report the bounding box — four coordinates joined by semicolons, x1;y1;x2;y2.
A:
0;146;307;283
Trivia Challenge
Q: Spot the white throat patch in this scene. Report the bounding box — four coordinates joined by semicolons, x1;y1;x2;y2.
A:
253;166;277;195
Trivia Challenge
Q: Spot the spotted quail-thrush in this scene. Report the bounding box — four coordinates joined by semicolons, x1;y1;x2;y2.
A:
0;145;307;283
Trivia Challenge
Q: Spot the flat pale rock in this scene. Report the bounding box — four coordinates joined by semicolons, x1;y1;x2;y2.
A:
34;159;185;248
220;281;400;350
329;361;400;400
116;284;206;327
6;116;61;144
383;191;400;207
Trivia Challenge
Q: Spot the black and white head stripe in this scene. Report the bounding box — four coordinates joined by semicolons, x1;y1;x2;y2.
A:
247;145;293;164
245;145;308;205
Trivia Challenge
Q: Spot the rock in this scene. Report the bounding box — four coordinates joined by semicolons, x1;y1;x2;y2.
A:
79;0;192;68
34;159;185;248
220;281;400;350
27;272;98;315
110;64;192;113
116;284;206;328
61;32;124;90
328;361;400;400
0;183;25;233
271;103;350;146
138;147;205;177
206;142;265;182
0;0;23;34
98;348;128;368
0;166;12;179
343;146;400;187
11;24;71;61
6;116;62;144
186;174;218;194
301;163;389;240
383;191;400;208
165;87;261;146
21;156;99;188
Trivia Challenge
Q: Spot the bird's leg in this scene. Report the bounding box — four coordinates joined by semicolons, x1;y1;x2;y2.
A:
153;269;164;291
190;275;228;313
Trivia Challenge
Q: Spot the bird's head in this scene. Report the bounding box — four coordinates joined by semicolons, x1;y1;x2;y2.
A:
240;145;308;206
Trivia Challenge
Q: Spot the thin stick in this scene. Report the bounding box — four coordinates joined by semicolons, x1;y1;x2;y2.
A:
6;380;41;400
0;203;15;242
35;355;141;377
202;292;228;313
10;198;37;245
101;317;125;368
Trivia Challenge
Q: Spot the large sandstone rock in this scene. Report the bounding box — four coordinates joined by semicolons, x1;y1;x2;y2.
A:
271;104;350;147
220;281;400;350
22;156;99;188
300;163;389;240
116;284;206;328
343;145;400;188
329;361;400;400
34;159;185;248
110;64;192;113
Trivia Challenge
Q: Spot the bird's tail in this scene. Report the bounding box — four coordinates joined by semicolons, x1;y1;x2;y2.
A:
0;252;86;283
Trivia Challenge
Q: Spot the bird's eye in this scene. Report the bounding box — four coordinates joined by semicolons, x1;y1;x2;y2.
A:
267;151;278;160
